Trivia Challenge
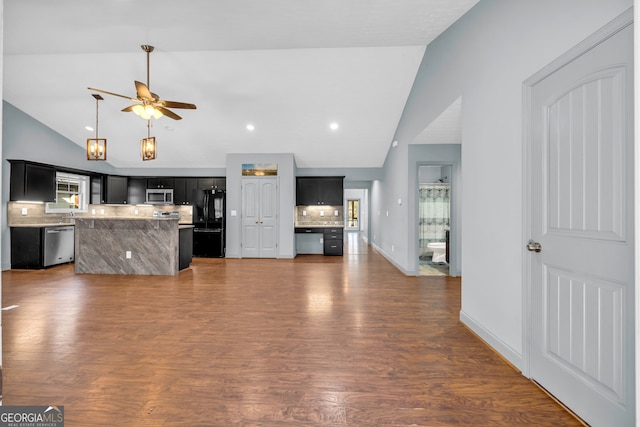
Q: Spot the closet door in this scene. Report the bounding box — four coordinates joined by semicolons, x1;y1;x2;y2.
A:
241;177;278;258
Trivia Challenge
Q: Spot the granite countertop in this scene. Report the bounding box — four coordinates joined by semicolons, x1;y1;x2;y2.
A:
10;223;75;228
295;222;344;228
11;217;194;227
75;216;179;221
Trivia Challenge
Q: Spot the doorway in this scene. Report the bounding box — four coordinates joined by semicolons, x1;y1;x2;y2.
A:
346;199;360;231
418;165;451;276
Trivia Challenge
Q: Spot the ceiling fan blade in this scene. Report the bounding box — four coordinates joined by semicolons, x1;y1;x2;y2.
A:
159;100;197;110
87;87;136;101
121;105;139;113
156;106;182;120
135;81;154;101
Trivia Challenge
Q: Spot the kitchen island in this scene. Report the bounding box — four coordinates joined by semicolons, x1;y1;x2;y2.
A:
75;217;192;275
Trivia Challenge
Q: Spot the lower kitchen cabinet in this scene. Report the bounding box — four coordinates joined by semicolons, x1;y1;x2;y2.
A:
323;228;344;256
11;226;75;269
295;227;343;256
179;227;194;270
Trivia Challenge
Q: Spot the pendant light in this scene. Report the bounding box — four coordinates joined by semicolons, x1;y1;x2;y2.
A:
141;119;157;161
86;94;107;160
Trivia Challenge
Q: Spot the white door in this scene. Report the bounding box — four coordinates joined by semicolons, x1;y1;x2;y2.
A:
241;177;278;258
526;15;634;426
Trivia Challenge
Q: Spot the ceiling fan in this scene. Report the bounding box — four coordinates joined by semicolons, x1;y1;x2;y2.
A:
88;45;196;120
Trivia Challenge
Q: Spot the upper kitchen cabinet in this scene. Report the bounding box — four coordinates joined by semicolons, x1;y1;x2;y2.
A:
197;177;226;191
173;178;198;205
147;177;175;189
296;177;344;206
104;175;129;204
9;160;56;202
127;177;148;205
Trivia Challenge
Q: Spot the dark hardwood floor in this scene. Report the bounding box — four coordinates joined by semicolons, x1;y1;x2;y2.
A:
2;233;580;426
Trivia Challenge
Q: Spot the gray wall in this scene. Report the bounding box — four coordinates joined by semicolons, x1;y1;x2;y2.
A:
369;144;461;276
2;102;119;269
225;153;296;258
379;0;632;368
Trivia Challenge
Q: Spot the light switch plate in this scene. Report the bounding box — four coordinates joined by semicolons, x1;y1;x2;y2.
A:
21;208;28;216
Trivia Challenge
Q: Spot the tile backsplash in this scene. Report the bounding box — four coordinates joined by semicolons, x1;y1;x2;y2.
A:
7;202;193;226
295;205;343;225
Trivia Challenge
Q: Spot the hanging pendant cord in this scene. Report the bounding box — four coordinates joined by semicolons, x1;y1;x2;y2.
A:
95;97;99;139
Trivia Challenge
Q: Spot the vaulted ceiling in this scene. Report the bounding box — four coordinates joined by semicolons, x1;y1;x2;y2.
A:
3;0;477;169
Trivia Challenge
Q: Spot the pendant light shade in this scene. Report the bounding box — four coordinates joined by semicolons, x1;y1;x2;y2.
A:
141;119;157;161
87;138;107;160
141;136;157;161
87;94;107;160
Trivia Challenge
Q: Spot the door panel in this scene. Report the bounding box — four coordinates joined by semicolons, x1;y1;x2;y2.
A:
241;177;278;258
241;180;260;258
528;19;633;426
259;179;278;257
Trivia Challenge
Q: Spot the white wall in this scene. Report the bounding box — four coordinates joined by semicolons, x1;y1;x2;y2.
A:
381;0;633;368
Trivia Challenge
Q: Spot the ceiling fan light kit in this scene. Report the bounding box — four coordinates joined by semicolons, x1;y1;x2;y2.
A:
87;93;107;161
87;45;196;161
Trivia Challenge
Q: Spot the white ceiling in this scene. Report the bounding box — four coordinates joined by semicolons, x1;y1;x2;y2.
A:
3;0;478;170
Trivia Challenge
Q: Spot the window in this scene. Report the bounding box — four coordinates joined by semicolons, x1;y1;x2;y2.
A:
45;172;89;213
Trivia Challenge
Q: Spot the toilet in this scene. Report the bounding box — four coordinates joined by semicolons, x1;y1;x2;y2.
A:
427;242;447;263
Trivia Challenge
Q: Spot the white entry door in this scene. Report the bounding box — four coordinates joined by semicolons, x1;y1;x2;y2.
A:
526;14;634;426
241;177;278;258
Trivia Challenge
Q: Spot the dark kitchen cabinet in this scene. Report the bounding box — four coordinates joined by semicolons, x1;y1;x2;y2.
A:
296;177;344;206
197;177;226;191
147;177;174;189
174;178;198;205
104;175;129;204
11;227;43;268
127;178;148;205
179;227;193;270
90;175;103;204
9;161;56;202
10;226;75;269
323;227;343;256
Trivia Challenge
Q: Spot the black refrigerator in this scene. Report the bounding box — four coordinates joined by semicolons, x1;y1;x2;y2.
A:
193;189;225;257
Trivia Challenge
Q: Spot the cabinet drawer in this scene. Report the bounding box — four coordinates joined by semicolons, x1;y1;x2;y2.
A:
324;232;342;240
323;239;343;256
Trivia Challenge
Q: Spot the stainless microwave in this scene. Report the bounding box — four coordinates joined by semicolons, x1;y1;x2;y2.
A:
145;188;173;205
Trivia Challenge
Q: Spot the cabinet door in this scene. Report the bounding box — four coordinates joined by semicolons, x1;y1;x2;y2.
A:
105;176;128;204
319;177;344;206
10;227;44;269
147;177;174;189
10;161;56;202
197;177;225;190
90;175;104;204
174;178;198;205
296;177;319;205
127;178;147;205
197;177;215;189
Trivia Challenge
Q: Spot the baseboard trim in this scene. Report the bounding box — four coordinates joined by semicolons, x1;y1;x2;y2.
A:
459;310;523;371
369;242;417;276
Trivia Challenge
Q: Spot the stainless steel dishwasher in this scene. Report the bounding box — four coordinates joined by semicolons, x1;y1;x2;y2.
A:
43;226;75;267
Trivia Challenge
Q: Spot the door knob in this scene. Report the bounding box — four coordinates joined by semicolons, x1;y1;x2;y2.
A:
527;240;542;252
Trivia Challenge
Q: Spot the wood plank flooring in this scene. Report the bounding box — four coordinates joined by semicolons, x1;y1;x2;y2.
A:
2;233;581;426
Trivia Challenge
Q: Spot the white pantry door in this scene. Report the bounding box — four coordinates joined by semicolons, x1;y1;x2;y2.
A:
526;14;634;427
241;177;278;258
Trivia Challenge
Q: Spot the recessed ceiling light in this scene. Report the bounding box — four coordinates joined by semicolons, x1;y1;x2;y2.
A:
85;126;94;132
246;124;255;131
329;122;339;131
